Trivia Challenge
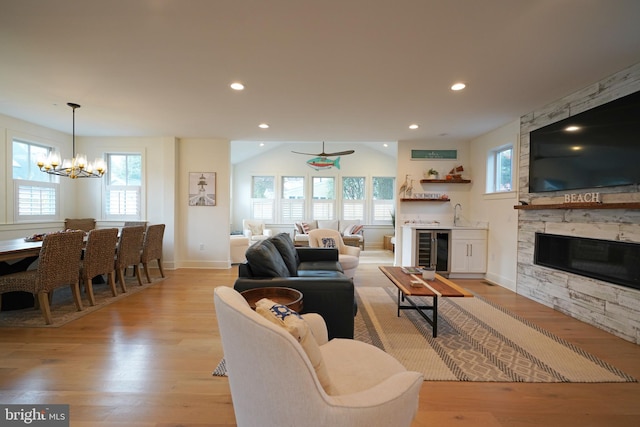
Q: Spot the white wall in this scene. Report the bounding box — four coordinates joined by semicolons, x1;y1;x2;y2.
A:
394;139;472;264
468;120;520;290
231;142;396;248
178;138;231;268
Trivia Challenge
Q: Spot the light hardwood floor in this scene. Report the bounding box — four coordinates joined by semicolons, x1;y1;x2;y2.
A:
1;257;639;427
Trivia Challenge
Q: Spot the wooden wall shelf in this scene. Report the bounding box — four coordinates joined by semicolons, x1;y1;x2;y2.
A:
420;179;471;184
514;202;640;210
401;198;450;202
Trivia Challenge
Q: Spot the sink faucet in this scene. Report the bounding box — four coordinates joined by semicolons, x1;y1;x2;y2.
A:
454;203;462;226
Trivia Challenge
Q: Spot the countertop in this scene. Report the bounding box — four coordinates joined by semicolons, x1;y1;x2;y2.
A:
401;223;488;230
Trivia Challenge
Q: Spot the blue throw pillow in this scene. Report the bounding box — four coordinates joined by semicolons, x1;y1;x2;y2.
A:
321;237;336;248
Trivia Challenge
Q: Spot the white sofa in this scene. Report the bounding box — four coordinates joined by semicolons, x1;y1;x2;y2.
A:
294;220;364;249
214;286;423;427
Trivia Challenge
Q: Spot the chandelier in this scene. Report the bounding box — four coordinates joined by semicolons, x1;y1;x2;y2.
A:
37;102;106;179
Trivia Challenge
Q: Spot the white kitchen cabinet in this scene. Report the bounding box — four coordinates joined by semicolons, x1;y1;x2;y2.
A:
450;229;487;278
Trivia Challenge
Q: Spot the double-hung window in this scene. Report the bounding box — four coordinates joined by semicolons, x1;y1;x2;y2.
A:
12;139;59;221
372;176;395;223
251;176;275;221
312;177;335;220
342;176;365;221
280;176;304;223
487;145;513;193
105;153;142;220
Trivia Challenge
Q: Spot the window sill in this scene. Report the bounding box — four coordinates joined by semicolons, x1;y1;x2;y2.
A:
483;191;517;200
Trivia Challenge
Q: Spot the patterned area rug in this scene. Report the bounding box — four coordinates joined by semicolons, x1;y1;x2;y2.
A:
0;275;164;328
212;285;637;382
355;287;636;382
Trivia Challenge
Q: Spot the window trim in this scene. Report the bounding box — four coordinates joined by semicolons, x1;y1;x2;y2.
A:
11;134;61;222
104;152;143;220
486;144;514;194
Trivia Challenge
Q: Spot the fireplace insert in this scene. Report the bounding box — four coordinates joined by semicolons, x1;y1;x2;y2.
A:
534;232;640;291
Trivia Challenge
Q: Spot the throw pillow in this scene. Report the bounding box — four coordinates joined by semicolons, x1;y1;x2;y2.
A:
244;240;291;277
295;222;304;234
321;237;336;248
301;222;311;234
255;298;334;394
269;233;300;276
348;224;364;235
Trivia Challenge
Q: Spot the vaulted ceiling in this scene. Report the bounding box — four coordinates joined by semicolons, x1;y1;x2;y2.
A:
1;1;639;146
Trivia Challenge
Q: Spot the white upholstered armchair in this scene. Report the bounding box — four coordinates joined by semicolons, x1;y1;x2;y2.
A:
242;219;273;242
308;228;360;279
214;286;423;427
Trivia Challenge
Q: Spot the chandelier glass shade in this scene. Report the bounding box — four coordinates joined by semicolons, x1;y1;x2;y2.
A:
37;102;106;179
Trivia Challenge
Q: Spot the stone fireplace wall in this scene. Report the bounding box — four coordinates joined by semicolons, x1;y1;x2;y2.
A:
517;62;640;344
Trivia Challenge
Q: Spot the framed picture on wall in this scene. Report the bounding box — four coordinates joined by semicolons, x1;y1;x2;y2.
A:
189;172;216;206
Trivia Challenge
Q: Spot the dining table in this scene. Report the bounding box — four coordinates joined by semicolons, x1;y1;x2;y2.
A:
0;237;43;263
0;238;44;310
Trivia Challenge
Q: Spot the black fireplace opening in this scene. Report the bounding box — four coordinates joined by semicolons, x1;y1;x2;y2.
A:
534;232;640;291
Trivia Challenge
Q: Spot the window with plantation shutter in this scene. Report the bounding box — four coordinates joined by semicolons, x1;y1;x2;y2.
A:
312;177;335;220
251;176;275;221
342;176;365;221
12;139;59;222
14;180;58;220
105;153;142;220
372;176;395;223
281;176;304;222
106;186;141;217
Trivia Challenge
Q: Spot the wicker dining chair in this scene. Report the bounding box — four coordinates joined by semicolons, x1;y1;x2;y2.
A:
80;228;119;306
0;231;85;324
64;218;96;232
123;221;147;229
140;224;165;283
114;225;145;292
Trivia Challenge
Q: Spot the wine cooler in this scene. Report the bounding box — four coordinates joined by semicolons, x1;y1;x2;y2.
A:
402;228;451;275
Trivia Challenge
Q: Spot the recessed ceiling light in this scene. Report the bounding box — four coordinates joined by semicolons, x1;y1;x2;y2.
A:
409;124;419;130
259;142;265;147
230;82;245;91
451;82;466;91
259;123;269;129
383;143;388;148
565;125;581;132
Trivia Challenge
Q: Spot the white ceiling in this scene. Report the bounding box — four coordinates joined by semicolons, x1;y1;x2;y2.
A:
1;0;639;152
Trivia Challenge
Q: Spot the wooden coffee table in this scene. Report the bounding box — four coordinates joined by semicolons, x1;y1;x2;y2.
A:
379;266;473;337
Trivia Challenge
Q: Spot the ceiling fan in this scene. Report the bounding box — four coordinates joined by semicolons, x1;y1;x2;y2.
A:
292;141;355;157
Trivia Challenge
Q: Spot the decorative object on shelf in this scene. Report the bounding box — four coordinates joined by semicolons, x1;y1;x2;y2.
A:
446;165;464;180
398;174;413;198
426;168;439;179
188;172;216;206
37;103;107;179
411;149;457;160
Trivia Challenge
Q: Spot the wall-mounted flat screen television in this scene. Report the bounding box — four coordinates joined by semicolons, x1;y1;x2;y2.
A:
528;90;640;193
